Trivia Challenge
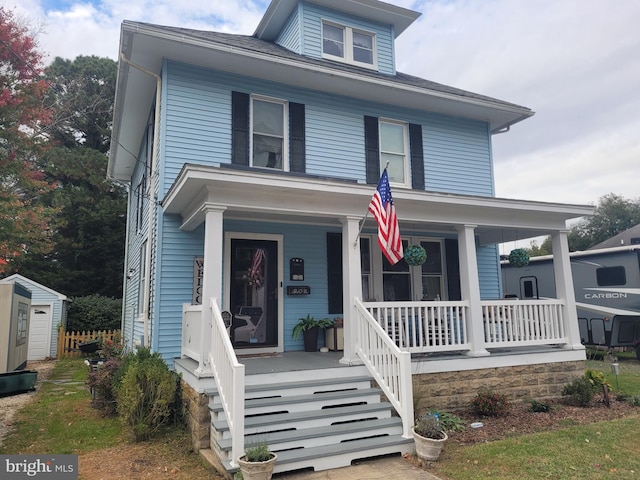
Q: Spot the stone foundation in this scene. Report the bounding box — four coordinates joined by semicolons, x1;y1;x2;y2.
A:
413;360;585;411
181;379;211;450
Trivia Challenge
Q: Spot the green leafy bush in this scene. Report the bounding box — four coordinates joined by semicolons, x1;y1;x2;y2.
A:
115;348;178;441
86;357;123;415
562;376;598;407
66;294;122;332
471;389;510;417
430;411;465;432
242;439;273;462
529;399;551;413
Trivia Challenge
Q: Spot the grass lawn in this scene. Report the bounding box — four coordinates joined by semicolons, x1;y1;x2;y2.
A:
431;353;640;480
0;358;222;480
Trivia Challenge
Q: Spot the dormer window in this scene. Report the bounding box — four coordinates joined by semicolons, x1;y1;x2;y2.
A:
322;21;376;69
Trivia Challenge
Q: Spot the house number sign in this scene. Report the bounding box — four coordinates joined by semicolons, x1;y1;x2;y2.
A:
287;285;310;296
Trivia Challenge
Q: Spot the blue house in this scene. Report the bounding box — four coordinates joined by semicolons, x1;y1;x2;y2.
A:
108;0;593;474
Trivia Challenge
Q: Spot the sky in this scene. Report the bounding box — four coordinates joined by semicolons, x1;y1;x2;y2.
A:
8;0;640;208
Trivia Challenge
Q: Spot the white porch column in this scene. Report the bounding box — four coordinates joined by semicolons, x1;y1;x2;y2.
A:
551;229;584;350
195;205;226;375
457;224;489;357
340;216;363;365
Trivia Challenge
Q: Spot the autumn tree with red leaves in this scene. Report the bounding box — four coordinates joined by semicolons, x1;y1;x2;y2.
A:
0;7;54;273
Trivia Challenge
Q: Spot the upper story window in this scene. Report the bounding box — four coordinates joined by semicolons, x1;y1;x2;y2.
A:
322;21;376;69
379;119;409;186
251;95;288;170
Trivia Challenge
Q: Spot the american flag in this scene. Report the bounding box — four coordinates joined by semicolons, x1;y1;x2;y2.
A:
248;248;265;288
368;169;403;265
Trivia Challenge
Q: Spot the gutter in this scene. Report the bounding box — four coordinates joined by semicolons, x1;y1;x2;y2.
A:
119;52;161;349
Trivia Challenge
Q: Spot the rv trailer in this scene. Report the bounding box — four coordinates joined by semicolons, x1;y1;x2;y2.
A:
501;245;640;358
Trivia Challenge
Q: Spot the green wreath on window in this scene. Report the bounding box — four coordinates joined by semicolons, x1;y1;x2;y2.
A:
508;248;530;267
404;245;427;266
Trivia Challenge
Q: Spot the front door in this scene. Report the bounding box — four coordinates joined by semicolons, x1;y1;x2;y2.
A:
228;238;279;349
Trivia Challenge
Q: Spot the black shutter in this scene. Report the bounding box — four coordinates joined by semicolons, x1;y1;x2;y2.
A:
289;102;306;173
231;91;249;166
409;123;424;190
445;238;461;301
327;233;343;314
364;116;380;184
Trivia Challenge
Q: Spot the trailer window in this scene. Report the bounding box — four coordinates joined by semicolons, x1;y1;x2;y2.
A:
596;266;626;286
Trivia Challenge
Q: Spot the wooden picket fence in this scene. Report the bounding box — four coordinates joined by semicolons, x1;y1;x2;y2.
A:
57;329;121;358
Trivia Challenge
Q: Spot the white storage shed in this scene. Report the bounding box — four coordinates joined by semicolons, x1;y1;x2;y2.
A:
0;274;68;360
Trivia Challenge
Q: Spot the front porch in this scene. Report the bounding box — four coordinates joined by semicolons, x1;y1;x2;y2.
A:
177;296;586;475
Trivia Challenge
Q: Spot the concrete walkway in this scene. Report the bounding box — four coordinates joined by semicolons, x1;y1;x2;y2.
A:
274;455;443;480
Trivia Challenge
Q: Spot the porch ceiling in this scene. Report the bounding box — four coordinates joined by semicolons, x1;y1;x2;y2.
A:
162;164;594;245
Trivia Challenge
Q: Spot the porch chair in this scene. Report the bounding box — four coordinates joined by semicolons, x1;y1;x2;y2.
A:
233;307;266;344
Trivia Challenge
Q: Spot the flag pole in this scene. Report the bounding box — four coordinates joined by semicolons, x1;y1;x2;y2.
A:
353;163;389;248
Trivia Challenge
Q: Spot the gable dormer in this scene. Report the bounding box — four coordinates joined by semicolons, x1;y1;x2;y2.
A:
254;0;420;75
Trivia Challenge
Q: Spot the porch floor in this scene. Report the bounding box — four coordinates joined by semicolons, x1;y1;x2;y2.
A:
237;350;348;375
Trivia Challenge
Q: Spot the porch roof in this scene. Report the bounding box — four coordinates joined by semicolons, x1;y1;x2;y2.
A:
162;164;593;245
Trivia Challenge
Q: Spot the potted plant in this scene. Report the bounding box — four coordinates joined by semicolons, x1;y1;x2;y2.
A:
236;439;277;480
292;314;333;352
411;412;448;461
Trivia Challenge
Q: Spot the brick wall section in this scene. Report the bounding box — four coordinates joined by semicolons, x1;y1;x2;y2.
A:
181;379;210;450
413;361;585;411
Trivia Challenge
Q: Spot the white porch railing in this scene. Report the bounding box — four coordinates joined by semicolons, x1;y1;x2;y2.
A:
481;299;566;347
354;298;414;439
209;298;245;467
182;304;202;362
364;301;471;354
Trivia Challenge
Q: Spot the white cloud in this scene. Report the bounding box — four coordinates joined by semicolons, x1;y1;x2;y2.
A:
8;0;639;207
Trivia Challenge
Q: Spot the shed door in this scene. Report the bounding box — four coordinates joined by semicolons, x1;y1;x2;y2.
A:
28;305;51;361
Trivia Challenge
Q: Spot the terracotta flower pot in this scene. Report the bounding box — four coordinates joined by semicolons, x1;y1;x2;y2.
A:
237;453;277;480
412;427;448;461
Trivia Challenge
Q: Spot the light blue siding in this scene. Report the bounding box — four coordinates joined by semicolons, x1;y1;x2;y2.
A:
478;244;501;299
423;118;494;196
162;62;493;197
276;5;302;53
301;2;395;75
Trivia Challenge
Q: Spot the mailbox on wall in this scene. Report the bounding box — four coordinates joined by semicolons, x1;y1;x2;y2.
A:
290;258;304;281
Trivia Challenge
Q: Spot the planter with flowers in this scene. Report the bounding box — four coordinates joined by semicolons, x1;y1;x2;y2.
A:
412;412;448;461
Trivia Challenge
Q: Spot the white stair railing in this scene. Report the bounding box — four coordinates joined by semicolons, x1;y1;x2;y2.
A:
354;298;414;438
209;298;245;467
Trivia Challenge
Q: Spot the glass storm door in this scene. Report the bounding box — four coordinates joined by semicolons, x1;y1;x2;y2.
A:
229;239;279;348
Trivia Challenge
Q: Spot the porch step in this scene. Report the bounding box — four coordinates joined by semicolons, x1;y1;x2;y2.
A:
208;373;413;475
222;434;414;474
210;387;383;417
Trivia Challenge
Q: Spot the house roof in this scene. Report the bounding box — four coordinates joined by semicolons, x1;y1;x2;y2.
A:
162;164;594;246
254;0;421;41
588;223;640;250
0;274;68;300
109;19;534;182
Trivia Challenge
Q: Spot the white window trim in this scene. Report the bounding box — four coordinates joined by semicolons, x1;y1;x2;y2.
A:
379;118;410;188
322;20;377;70
364;235;447;301
249;94;289;172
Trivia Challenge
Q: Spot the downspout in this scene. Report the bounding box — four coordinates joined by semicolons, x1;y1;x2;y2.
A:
119;53;161;349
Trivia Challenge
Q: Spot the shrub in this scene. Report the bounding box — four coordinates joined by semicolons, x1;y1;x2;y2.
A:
99;332;124;358
430;411;465;432
529;399;551;413
66;294;122;332
115;348;178;441
562;376;598;406
86;357;123;415
471;389;510;417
